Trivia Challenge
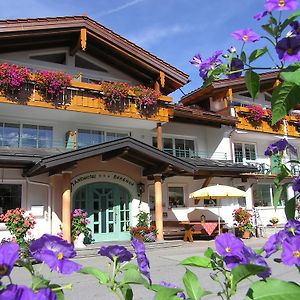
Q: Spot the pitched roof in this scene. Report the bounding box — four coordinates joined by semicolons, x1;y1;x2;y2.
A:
180;71;279;106
22;137;256;178
0;16;189;94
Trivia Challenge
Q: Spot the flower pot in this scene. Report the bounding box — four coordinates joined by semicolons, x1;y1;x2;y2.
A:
73;233;86;249
242;230;251;239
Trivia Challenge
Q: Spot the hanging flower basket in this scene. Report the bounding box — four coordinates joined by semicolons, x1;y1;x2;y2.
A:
244;105;264;128
0;63;32;101
100;81;130;112
35;70;72;105
133;85;159;116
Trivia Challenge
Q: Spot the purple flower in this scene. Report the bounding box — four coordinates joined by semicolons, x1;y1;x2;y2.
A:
35;288;57;300
190;51;223;80
253;11;268;21
265;0;298;11
98;245;133;263
159;281;186;299
264;138;297;156
292;177;300;193
285;220;300;235
282;236;300;266
231;29;260;42
276;36;300;62
0;242;19;278
0;284;36;300
264;230;288;257
290;21;300;36
132;238;151;284
30;234;81;274
227;58;244;79
215;233;244;258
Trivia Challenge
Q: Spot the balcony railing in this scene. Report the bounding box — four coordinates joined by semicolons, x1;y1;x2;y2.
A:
234;106;285;135
0;80;173;123
163;148;228;160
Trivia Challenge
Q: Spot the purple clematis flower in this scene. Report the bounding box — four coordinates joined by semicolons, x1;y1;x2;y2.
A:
30;234;82;274
265;0;298;11
285;219;300;235
0;242;19;279
276;36;300;62
227;58;244;79
231;29;260;42
282;236;300;266
159;281;186;299
0;284;36;300
215;233;244;258
190;51;223;80
99;245;133;263
132;238;151;284
253;11;268;21
292;177;300;193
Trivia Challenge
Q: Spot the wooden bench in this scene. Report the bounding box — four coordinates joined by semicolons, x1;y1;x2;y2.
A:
152;221;185;239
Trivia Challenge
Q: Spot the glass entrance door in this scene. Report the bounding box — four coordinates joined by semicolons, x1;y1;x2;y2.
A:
73;183;131;242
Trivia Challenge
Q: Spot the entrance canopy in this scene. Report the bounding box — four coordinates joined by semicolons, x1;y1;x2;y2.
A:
24;137;196;177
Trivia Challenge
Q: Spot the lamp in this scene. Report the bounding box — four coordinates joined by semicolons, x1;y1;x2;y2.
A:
137;182;145;197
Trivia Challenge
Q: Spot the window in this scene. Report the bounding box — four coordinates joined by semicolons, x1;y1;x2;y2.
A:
30;53;66;65
0;123;20;147
234;142;256;163
77;129;104;148
152;137;195;158
168;186;184;208
21;125;52;148
253;184;286;207
0;184;22;216
77;129;128;148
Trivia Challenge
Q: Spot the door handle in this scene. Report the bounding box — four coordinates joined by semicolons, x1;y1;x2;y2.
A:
114;211;118;224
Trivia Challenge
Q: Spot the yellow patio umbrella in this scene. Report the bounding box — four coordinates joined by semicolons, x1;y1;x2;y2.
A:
189;185;247;234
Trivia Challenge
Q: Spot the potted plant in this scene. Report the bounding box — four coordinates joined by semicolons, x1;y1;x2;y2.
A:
269;216;279;227
71;209;91;248
233;207;255;239
0;208;36;258
130;211;157;242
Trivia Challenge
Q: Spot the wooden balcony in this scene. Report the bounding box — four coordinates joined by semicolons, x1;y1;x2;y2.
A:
286;116;300;137
0;81;173;123
235;107;285;135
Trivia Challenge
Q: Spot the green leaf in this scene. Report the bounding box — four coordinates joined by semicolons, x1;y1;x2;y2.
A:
249;47;268;63
271;81;300;124
240;51;247;64
245;70;260;99
273;185;283;209
49;284;65;300
151;285;183;300
204;247;214;259
120;284;133;300
280;63;300;86
180;256;212;268
122;268;150;287
31;275;50;291
280;11;300;32
285;196;296;220
183;269;203;300
262;24;275;36
79;267;109;284
246;278;300;300
231;264;267;293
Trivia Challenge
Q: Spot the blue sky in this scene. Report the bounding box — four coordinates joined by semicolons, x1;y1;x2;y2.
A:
0;0;290;101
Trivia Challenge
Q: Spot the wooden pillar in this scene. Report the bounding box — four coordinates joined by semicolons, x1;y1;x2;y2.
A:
154;175;164;241
62;171;72;242
156;123;163;150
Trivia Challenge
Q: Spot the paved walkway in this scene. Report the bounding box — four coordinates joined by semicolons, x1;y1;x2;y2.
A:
7;237;298;299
